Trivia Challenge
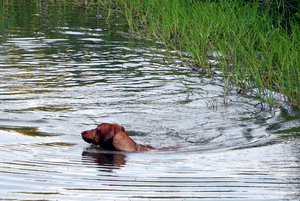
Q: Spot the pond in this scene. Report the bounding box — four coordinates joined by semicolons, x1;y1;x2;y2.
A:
1;1;300;200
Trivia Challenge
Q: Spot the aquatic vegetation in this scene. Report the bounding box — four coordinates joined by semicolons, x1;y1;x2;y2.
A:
95;0;300;108
2;0;298;108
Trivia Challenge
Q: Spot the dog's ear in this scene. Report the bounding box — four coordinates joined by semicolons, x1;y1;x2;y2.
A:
97;123;115;142
96;123;126;141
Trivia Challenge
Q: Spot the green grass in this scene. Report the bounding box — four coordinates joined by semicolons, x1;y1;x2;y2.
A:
19;0;299;108
96;0;299;108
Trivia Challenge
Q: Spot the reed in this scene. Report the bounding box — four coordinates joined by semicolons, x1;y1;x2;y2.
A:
66;0;300;107
104;0;299;108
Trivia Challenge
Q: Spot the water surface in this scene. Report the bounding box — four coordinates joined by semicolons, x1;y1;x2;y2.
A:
1;1;300;200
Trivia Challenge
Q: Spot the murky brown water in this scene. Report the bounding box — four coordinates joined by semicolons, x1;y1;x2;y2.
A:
1;1;300;200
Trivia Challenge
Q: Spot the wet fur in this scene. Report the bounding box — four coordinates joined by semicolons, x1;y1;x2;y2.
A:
81;123;154;152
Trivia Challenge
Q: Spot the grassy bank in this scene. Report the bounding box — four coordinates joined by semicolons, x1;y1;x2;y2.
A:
93;0;299;108
68;0;300;108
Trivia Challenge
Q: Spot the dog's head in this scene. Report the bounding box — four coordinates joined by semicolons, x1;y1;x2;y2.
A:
81;123;126;148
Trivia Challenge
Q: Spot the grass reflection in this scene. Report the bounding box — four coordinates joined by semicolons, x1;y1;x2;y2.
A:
0;126;58;137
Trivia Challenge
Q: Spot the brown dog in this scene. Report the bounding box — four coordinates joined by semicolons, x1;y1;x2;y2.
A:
81;123;154;152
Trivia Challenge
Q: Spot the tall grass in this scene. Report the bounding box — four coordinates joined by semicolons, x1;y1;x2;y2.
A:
103;0;299;108
62;0;299;107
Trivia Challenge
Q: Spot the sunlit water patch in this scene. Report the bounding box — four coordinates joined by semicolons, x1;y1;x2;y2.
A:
0;1;300;200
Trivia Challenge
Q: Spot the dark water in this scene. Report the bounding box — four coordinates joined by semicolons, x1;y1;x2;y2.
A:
1;1;300;200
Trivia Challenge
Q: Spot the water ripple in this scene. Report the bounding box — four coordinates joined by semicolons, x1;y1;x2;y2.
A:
1;3;300;200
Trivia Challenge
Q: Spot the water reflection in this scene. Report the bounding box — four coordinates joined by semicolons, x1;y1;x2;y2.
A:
82;150;126;173
290;141;300;200
1;1;300;200
242;127;254;142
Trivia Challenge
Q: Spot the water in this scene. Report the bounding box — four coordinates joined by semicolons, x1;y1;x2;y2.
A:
1;1;300;200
